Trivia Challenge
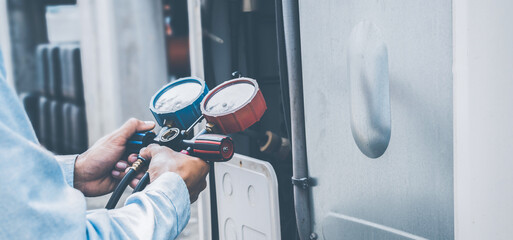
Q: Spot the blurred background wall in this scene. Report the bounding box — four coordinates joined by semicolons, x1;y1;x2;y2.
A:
0;1;198;239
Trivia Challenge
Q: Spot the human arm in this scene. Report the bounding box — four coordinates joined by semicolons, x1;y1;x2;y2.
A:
0;52;208;238
85;172;191;239
84;142;209;239
0;117;207;239
0;122;194;239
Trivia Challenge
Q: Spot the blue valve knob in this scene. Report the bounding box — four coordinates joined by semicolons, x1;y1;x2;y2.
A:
125;131;157;156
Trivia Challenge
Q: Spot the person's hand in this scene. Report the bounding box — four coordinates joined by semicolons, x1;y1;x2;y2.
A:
140;144;209;203
74;118;156;197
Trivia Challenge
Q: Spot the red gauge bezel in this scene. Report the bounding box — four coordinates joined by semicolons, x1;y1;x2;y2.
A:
200;78;267;134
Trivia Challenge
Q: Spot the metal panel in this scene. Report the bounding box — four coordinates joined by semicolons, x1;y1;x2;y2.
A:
322;213;426;240
298;0;453;239
187;0;213;239
0;0;14;88
1;0;48;92
79;0;168;144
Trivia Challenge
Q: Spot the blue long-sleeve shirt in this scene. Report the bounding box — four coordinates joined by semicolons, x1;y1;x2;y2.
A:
0;49;190;239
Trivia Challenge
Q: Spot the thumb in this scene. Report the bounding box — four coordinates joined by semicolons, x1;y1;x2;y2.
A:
116;118;155;140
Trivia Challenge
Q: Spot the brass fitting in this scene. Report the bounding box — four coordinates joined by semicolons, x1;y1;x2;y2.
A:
205;122;216;133
129;156;148;171
129;160;143;171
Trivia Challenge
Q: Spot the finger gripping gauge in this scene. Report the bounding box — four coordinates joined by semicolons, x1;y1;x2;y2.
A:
183;134;234;162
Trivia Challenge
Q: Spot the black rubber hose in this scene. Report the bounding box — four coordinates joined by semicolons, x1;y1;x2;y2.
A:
132;172;151;193
275;0;292;140
106;168;137;209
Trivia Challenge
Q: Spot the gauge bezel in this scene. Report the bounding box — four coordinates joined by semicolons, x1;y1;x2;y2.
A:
150;77;206;114
200;77;267;134
201;78;258;116
149;77;208;128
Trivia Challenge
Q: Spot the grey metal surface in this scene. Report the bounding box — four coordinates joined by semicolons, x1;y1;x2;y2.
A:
282;0;312;239
298;0;453;239
322;213;426;240
2;0;48;93
187;0;212;239
79;0;168;144
348;21;391;159
0;0;14;87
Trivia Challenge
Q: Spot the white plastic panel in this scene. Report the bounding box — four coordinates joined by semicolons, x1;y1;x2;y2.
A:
215;154;281;240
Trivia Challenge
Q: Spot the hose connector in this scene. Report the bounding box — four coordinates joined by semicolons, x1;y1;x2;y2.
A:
129;155;149;171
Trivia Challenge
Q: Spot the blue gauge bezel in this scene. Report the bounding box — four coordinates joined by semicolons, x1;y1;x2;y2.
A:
149;77;208;129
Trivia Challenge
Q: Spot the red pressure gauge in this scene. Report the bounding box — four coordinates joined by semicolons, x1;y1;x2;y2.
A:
201;78;267;134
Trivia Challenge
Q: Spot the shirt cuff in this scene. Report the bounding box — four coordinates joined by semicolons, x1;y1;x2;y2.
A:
55;155;78;187
144;172;191;233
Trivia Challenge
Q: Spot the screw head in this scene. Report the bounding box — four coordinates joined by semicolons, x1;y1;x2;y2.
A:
309;233;318;240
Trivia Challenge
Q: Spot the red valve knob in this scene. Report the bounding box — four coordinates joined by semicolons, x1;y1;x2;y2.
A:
183;134;234;162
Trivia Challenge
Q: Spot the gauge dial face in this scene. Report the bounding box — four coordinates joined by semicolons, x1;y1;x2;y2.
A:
154;82;203;113
201;78;267;134
204;82;256;115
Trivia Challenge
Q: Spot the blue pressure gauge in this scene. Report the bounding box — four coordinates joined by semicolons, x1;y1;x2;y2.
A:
149;77;209;129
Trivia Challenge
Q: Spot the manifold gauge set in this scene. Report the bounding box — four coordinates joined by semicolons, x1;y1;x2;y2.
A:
106;76;267;209
127;76;267;162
